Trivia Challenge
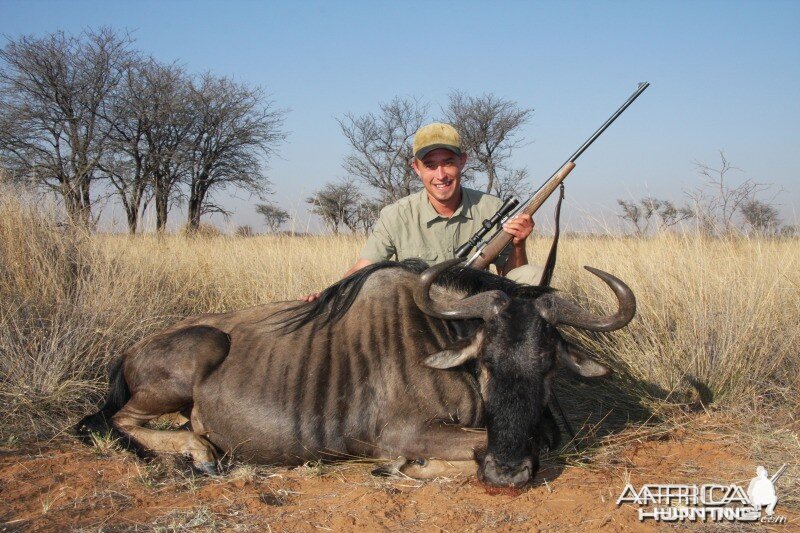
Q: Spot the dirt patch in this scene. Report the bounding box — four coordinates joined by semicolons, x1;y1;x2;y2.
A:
0;428;795;531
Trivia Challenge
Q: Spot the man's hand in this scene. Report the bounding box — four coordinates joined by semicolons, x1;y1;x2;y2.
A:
300;292;320;303
502;214;534;246
499;214;534;276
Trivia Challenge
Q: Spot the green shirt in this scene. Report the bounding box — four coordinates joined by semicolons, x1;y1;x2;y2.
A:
360;187;509;269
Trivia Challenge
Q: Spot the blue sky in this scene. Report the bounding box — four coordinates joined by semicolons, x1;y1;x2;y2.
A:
2;0;798;232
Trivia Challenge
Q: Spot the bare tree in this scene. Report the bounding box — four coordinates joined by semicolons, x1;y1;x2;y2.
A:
339;97;428;202
444;91;533;194
103;64;287;234
0;28;133;225
101;59;201;233
99;57;156;234
354;199;382;234
256;202;289;233
617;199;645;235
656;200;693;230
184;74;287;232
685;151;769;236
136;62;194;233
741;199;781;236
307;181;363;234
493;167;533;201
618;197;693;235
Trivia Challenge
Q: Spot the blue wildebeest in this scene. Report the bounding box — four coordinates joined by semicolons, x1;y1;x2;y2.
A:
77;258;635;487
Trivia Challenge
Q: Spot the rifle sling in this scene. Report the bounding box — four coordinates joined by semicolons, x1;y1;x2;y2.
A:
537;183;565;287
539;184;578;445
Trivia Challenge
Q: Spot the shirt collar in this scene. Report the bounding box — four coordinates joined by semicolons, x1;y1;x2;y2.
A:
422;187;475;225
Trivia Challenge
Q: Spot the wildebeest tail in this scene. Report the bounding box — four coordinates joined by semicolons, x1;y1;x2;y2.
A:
74;356;129;441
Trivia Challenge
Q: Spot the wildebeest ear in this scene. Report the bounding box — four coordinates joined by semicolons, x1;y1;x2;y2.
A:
423;330;484;369
557;341;611;378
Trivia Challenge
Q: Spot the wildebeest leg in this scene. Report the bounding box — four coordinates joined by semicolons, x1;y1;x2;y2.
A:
112;402;219;474
380;424;486;460
153;411;191;428
400;459;477;479
372;457;478;479
373;424;486;479
110;325;230;474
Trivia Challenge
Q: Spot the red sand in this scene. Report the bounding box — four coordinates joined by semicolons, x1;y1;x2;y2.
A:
0;429;795;531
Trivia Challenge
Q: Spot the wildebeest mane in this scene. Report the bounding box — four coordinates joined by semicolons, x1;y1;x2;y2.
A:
271;259;554;333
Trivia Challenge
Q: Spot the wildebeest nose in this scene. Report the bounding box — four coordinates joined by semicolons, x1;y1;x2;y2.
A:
479;454;533;487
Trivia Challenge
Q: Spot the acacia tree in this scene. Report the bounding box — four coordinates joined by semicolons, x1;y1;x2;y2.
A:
444;91;533;195
139;62;194;232
493;168;533;201
184;74;287;232
307;181;364;234
256;202;289;233
100;57;159;234
0;28;133;225
618;197;693;235
338;96;428;202
741;199;781;235
354;199;382;234
657;200;694;230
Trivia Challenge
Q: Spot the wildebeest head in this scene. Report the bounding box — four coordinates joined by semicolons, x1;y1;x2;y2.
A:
414;258;636;487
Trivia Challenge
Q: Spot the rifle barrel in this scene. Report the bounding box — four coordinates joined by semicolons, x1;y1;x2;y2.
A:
509;82;649;220
770;464;787;484
568;82;650;164
464;82;650;268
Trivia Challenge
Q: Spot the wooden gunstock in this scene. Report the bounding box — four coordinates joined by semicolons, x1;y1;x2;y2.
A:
469;162;576;270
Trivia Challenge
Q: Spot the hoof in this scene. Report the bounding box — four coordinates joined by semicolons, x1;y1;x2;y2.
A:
371;464;398;477
371;457;408;477
193;460;219;476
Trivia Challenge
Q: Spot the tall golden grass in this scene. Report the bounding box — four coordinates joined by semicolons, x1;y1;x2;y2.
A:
1;188;798;445
553;233;800;411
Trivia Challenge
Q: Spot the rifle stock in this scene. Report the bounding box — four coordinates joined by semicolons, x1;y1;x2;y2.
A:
463;82;649;271
469;162;575;269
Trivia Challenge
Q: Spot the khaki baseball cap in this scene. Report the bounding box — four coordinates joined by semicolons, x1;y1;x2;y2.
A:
412;122;462;160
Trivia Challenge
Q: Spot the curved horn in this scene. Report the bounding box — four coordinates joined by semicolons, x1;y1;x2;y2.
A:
534;266;636;331
413;258;510;321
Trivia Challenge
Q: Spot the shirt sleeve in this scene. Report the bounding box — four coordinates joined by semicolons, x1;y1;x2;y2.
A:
359;209;396;262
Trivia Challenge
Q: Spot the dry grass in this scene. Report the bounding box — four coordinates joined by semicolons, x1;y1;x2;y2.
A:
0;189;362;438
550;233;800;409
0;187;798;475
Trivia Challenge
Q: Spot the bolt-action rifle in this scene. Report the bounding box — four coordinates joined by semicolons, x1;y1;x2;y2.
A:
458;82;650;269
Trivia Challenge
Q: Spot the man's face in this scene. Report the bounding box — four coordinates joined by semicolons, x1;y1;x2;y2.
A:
412;148;468;205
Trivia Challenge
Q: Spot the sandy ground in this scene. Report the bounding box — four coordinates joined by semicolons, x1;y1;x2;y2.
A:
0;427;796;532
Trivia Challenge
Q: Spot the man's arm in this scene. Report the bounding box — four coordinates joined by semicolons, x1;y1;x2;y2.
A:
498;213;534;276
300;211;396;303
342;258;373;278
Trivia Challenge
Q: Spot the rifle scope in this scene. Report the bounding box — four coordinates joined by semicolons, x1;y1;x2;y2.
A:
454;196;519;258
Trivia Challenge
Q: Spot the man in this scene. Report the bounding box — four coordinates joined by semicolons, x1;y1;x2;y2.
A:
303;122;540;302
